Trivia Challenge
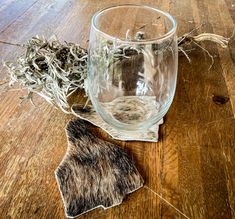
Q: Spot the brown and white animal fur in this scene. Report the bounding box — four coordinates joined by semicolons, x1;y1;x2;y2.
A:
55;119;144;218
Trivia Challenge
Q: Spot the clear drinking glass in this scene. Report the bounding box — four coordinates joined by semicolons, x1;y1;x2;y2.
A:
87;4;178;131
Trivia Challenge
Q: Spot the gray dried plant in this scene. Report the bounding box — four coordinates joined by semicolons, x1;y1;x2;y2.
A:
3;36;88;113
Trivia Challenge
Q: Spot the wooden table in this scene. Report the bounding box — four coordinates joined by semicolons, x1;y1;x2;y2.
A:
0;0;234;218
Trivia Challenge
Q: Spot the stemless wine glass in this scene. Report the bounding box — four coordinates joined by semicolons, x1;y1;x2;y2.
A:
87;4;178;131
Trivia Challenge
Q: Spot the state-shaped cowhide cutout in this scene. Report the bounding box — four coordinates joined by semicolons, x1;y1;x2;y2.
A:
55;119;144;218
71;104;163;142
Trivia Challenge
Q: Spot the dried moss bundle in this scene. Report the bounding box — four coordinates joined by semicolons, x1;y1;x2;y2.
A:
4;36;88;113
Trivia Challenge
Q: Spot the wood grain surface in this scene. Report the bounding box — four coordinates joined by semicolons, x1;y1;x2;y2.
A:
0;0;234;219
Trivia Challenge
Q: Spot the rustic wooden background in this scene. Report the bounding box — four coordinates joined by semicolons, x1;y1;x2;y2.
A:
0;0;234;218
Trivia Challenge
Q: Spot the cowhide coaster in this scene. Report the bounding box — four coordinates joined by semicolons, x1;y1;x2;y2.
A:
71;104;163;142
55;119;144;218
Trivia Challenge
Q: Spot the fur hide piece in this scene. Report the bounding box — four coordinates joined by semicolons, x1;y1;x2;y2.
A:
71;104;163;142
55;119;144;218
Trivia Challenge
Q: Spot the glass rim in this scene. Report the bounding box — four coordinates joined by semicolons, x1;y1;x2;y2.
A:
91;4;177;44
